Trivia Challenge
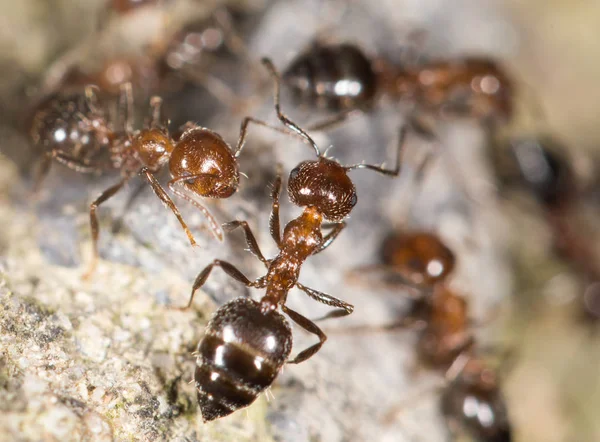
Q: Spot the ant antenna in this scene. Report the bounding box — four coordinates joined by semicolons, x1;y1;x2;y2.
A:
261;57;322;158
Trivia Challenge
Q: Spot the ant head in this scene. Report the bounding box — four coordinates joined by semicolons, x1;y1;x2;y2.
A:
169;126;239;198
381;232;455;287
133;128;174;169
288;157;357;221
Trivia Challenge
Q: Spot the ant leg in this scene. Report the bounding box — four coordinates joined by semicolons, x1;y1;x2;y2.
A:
261;58;322;157
180;68;250;113
233;116;314;158
344;125;406;176
148;96;163;129
296;282;354;317
345;264;427;299
282;305;328;364
269;165;283;247
33;154;52;193
313;221;346;254
117;82;134;133
140;168;197;246
180;259;266;310
167;175;223;242
84;85;102;114
306;110;357;132
222;220;268;267
84;178;128;278
324;317;425;334
52;151;102;174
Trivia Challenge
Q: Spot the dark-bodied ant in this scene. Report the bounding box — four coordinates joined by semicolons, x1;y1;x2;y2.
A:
179;57;404;421
349;231;512;441
282;42;513;133
497;136;600;323
30;88;114;187
30;81;292;276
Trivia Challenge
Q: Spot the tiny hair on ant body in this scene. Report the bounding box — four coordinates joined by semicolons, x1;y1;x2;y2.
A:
180;57;406;421
348;231;512;441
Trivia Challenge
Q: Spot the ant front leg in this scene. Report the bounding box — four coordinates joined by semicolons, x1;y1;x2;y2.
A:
314;221;346;254
306;109;358;133
269;165;283;247
117;82;134;133
345;125;407;177
296;282;354;319
180;259;266;310
167;175;223;242
52;150;103;174
84;178;128;278
282;304;328;364
222;220;269;267
140;168;198;246
345;264;427;299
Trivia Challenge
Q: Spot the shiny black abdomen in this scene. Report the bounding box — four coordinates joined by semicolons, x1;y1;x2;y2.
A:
440;381;512;442
195;297;293;421
283;43;378;112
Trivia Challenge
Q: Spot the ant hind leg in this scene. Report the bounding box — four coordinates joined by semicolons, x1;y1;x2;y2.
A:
84;178;128;278
282;305;328;364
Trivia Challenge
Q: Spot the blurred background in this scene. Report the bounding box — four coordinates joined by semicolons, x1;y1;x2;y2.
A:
0;0;599;441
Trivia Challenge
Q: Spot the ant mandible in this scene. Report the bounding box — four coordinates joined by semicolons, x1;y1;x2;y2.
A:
180;57;405;421
349;231;512;441
283;42;513;133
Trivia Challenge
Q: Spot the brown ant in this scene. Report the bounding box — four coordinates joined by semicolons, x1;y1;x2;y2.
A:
349;231;512;441
29;88;114;188
30;81;289;276
497;135;600;323
179;57;404;421
282;42;513;133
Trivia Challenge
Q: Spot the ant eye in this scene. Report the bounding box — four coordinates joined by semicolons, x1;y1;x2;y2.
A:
289;167;300;181
349;193;357;207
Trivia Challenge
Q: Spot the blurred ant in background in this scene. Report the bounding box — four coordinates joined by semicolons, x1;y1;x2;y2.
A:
38;1;261;114
347;231;512;441
495;135;600;325
281;41;513;134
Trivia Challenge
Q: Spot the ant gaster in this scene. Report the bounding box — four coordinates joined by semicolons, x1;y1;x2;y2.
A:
353;231;512;441
283;42;513;132
182;58;404;421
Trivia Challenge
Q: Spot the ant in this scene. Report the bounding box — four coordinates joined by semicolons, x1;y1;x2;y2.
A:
29;88;115;188
30;81;288;276
497;135;600;323
282;42;513;133
179;57;404;421
349;231;512;441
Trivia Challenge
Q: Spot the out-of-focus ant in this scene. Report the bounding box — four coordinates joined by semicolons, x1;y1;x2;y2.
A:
496;135;600;323
178;57;405;421
282;42;513;133
348;231;512;441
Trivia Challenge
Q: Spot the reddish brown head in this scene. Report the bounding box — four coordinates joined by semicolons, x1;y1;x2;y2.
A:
288;158;357;221
133;128;174;170
169;127;239;198
381;232;456;287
